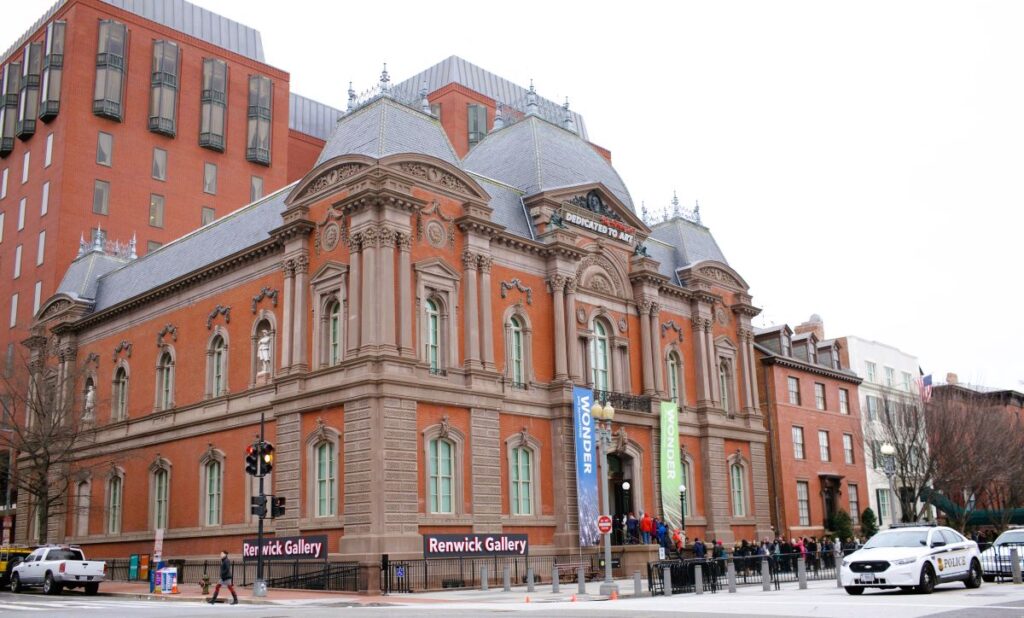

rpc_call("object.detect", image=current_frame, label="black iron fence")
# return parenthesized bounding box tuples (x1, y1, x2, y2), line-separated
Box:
(648, 550, 845, 596)
(382, 553, 600, 593)
(647, 558, 722, 594)
(979, 541, 1024, 582)
(98, 558, 361, 592)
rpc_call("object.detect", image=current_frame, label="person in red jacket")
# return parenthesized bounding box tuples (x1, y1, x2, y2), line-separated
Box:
(640, 512, 653, 544)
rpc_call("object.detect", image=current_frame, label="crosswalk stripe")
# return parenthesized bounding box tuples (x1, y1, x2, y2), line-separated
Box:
(0, 603, 47, 611)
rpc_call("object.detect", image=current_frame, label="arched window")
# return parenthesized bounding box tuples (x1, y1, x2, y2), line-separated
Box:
(680, 456, 694, 517)
(153, 468, 169, 529)
(510, 445, 533, 515)
(106, 474, 123, 534)
(668, 351, 682, 405)
(730, 461, 747, 517)
(156, 351, 173, 411)
(327, 300, 342, 365)
(315, 441, 336, 517)
(425, 299, 441, 373)
(203, 459, 222, 526)
(75, 480, 90, 537)
(509, 316, 524, 386)
(591, 320, 610, 391)
(428, 437, 454, 513)
(112, 366, 128, 421)
(208, 334, 228, 397)
(719, 360, 732, 413)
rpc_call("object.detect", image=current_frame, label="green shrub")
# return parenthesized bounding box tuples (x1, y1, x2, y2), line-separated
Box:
(860, 508, 879, 538)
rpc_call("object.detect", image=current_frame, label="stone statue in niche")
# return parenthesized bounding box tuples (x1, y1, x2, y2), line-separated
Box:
(256, 330, 272, 383)
(84, 385, 96, 419)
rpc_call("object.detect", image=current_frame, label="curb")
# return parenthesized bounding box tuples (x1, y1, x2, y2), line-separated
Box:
(103, 591, 272, 605)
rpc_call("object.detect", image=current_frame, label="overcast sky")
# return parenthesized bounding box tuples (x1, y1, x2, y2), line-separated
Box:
(4, 1, 1022, 390)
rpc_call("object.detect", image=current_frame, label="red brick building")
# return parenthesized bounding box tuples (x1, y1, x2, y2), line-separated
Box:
(755, 319, 867, 539)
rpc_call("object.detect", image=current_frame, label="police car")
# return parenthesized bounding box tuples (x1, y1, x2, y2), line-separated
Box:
(840, 524, 982, 595)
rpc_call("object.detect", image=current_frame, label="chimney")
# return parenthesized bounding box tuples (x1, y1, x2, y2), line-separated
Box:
(793, 314, 824, 341)
(946, 372, 958, 385)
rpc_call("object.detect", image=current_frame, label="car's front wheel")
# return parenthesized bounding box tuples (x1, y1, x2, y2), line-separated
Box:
(964, 560, 983, 589)
(917, 563, 936, 594)
(10, 573, 21, 594)
(845, 586, 864, 595)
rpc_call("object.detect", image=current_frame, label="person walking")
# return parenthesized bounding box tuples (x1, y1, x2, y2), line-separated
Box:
(693, 537, 706, 559)
(207, 550, 238, 605)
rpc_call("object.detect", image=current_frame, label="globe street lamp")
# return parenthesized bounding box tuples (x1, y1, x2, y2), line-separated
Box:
(678, 483, 687, 531)
(621, 481, 631, 545)
(591, 398, 619, 596)
(880, 443, 899, 526)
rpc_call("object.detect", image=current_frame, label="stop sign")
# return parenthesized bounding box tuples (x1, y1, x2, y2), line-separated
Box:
(597, 515, 613, 534)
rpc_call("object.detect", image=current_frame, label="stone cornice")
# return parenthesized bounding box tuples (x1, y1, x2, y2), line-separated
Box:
(760, 353, 864, 384)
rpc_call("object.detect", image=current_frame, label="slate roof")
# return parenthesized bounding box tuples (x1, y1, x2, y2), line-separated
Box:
(463, 115, 634, 212)
(468, 174, 532, 240)
(86, 183, 293, 313)
(56, 251, 130, 303)
(648, 217, 728, 267)
(391, 56, 589, 140)
(316, 97, 460, 168)
(290, 93, 344, 141)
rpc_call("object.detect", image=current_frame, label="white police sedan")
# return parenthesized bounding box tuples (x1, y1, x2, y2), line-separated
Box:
(840, 525, 982, 594)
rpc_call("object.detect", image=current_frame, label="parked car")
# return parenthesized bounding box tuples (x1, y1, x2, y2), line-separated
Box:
(980, 528, 1024, 582)
(11, 545, 105, 595)
(0, 546, 34, 589)
(839, 524, 982, 594)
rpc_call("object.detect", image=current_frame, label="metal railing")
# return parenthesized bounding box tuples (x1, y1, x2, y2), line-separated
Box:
(979, 541, 1024, 582)
(593, 389, 652, 413)
(382, 553, 600, 593)
(648, 550, 846, 595)
(98, 558, 360, 592)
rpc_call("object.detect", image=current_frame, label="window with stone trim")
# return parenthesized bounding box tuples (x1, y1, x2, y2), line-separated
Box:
(849, 483, 860, 524)
(590, 318, 612, 392)
(508, 316, 525, 386)
(503, 307, 534, 388)
(506, 430, 541, 517)
(200, 450, 224, 527)
(112, 363, 128, 421)
(155, 348, 174, 411)
(797, 481, 810, 526)
(106, 469, 123, 534)
(719, 359, 734, 413)
(415, 260, 460, 375)
(423, 419, 464, 516)
(149, 458, 171, 530)
(315, 441, 336, 517)
(425, 297, 443, 374)
(310, 262, 347, 370)
(680, 453, 695, 517)
(206, 330, 228, 398)
(730, 460, 747, 518)
(326, 299, 342, 365)
(74, 478, 90, 537)
(667, 350, 684, 406)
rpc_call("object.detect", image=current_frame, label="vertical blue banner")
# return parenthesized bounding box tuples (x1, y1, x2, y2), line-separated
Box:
(573, 386, 600, 547)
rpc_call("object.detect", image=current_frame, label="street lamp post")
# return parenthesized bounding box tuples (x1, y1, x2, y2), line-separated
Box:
(678, 484, 687, 531)
(591, 399, 620, 597)
(880, 443, 899, 526)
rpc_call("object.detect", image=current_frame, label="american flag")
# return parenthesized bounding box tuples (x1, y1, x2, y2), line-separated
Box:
(916, 372, 933, 403)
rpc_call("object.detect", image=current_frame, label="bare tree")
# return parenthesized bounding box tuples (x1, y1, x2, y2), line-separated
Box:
(867, 391, 934, 522)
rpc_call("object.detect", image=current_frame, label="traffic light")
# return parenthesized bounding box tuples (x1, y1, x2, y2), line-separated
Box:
(271, 495, 286, 518)
(250, 495, 267, 518)
(260, 442, 275, 476)
(245, 443, 260, 476)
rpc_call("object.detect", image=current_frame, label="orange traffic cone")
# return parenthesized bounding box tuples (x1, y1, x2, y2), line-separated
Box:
(570, 593, 577, 602)
(525, 596, 531, 603)
(610, 589, 618, 601)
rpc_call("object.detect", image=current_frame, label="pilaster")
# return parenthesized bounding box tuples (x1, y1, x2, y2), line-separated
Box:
(749, 440, 774, 540)
(470, 408, 502, 532)
(273, 410, 302, 536)
(701, 436, 732, 543)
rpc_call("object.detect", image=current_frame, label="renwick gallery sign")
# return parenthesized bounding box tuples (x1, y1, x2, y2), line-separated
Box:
(423, 534, 529, 558)
(558, 190, 637, 244)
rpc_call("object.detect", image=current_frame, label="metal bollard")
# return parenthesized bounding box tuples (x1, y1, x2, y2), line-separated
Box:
(552, 567, 560, 593)
(481, 565, 488, 591)
(1012, 548, 1022, 584)
(577, 567, 586, 594)
(836, 548, 843, 588)
(797, 557, 807, 589)
(762, 558, 771, 592)
(663, 565, 673, 596)
(727, 561, 737, 593)
(695, 564, 704, 595)
(503, 565, 511, 592)
(634, 570, 642, 597)
(527, 567, 535, 592)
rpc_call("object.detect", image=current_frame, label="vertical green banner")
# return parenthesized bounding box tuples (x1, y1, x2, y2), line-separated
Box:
(660, 401, 682, 530)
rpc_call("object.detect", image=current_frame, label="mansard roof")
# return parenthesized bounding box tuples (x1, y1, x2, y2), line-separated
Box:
(56, 251, 130, 303)
(315, 97, 460, 168)
(647, 216, 728, 270)
(463, 115, 633, 211)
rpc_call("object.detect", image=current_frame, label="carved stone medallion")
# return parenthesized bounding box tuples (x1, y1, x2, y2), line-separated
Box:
(425, 220, 447, 248)
(618, 318, 628, 333)
(576, 307, 587, 324)
(322, 222, 340, 252)
(715, 306, 729, 326)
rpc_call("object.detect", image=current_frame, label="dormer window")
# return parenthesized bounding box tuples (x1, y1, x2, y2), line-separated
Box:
(781, 335, 791, 357)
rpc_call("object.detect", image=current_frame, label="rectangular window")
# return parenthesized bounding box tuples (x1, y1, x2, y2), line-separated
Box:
(148, 40, 178, 136)
(902, 371, 913, 392)
(147, 240, 162, 253)
(849, 484, 860, 524)
(39, 21, 65, 121)
(467, 103, 487, 147)
(39, 181, 48, 216)
(246, 75, 272, 165)
(3, 344, 11, 378)
(22, 151, 29, 183)
(787, 376, 801, 405)
(9, 293, 17, 328)
(36, 230, 44, 265)
(16, 42, 42, 139)
(92, 180, 109, 215)
(792, 426, 805, 459)
(865, 361, 876, 383)
(96, 131, 112, 166)
(44, 133, 53, 167)
(876, 488, 889, 525)
(871, 440, 881, 469)
(250, 175, 263, 201)
(818, 429, 830, 461)
(0, 63, 22, 157)
(866, 396, 878, 421)
(843, 433, 854, 464)
(32, 280, 41, 314)
(1, 168, 7, 198)
(430, 102, 441, 118)
(152, 148, 166, 180)
(797, 481, 810, 526)
(814, 383, 826, 410)
(839, 388, 849, 414)
(149, 194, 164, 228)
(203, 162, 217, 194)
(0, 212, 4, 243)
(199, 59, 227, 151)
(13, 244, 22, 278)
(93, 20, 127, 120)
(17, 197, 25, 230)
(885, 366, 895, 387)
(201, 206, 215, 225)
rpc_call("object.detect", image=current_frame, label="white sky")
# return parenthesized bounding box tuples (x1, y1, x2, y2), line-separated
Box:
(4, 0, 1022, 390)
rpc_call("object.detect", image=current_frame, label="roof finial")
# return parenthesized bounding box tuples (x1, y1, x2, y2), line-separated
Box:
(526, 79, 539, 116)
(347, 81, 356, 112)
(694, 200, 701, 224)
(78, 233, 87, 257)
(420, 81, 431, 114)
(672, 191, 681, 218)
(562, 96, 576, 133)
(379, 63, 391, 97)
(92, 223, 105, 253)
(641, 201, 649, 225)
(493, 102, 505, 130)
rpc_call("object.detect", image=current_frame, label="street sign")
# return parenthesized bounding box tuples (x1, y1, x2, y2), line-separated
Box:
(153, 528, 165, 563)
(597, 515, 613, 534)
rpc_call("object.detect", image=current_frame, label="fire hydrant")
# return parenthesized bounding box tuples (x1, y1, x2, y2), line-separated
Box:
(200, 575, 211, 595)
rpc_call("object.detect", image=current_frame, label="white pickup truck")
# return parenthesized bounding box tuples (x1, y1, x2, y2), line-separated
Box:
(11, 545, 105, 595)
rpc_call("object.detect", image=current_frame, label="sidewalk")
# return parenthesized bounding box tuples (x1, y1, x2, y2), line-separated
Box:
(98, 580, 393, 605)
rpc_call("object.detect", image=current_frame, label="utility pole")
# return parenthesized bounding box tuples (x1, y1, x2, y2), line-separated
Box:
(255, 412, 267, 597)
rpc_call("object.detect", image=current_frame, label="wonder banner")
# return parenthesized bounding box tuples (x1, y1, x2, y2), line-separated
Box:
(660, 400, 683, 530)
(573, 386, 600, 546)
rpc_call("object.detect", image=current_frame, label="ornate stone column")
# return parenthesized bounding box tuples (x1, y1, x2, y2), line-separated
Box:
(739, 327, 756, 413)
(692, 317, 711, 406)
(360, 227, 378, 349)
(347, 233, 362, 355)
(280, 259, 295, 371)
(639, 299, 655, 395)
(550, 275, 568, 380)
(478, 255, 495, 370)
(565, 277, 579, 381)
(379, 224, 397, 354)
(650, 303, 663, 396)
(706, 321, 719, 406)
(397, 232, 413, 357)
(291, 254, 309, 372)
(462, 250, 481, 369)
